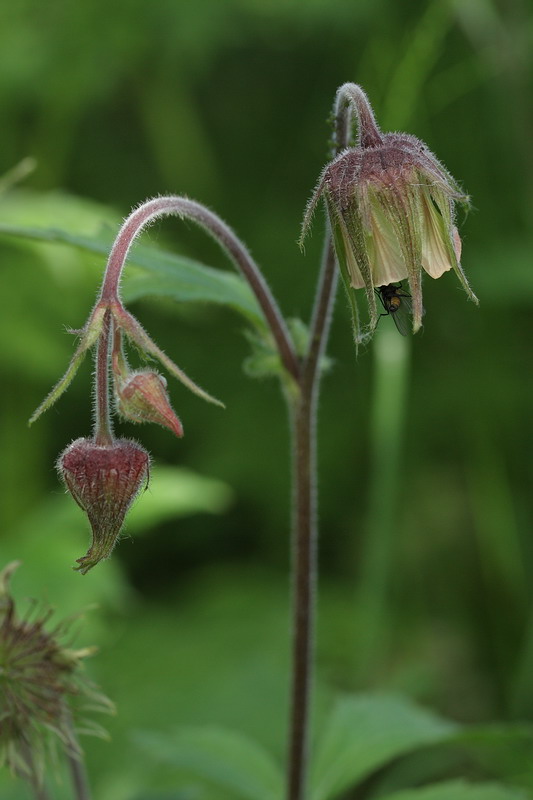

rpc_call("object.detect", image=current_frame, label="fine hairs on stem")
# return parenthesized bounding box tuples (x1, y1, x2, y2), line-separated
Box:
(285, 88, 359, 800)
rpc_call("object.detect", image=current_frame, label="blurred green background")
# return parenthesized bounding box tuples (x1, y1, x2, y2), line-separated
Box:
(0, 0, 532, 797)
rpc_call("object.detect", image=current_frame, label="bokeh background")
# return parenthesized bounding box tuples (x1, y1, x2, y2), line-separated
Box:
(1, 0, 532, 797)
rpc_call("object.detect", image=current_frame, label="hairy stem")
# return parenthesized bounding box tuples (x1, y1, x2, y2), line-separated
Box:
(93, 309, 114, 446)
(287, 236, 338, 800)
(64, 709, 92, 800)
(334, 83, 383, 149)
(99, 195, 300, 381)
(286, 91, 354, 800)
(66, 750, 92, 800)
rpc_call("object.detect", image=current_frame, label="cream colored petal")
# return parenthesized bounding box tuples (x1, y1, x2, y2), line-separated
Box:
(420, 193, 454, 279)
(344, 235, 365, 288)
(365, 202, 408, 287)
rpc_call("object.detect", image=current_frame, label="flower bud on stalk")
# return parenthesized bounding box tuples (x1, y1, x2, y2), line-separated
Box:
(114, 370, 183, 438)
(58, 437, 150, 574)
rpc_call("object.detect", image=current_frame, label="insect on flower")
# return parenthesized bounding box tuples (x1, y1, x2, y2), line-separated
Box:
(376, 283, 414, 337)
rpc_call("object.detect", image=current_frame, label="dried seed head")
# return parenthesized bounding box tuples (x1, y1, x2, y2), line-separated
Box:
(0, 562, 111, 786)
(58, 437, 150, 574)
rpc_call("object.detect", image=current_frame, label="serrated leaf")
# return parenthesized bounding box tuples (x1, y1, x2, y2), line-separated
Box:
(310, 694, 458, 800)
(135, 727, 283, 800)
(380, 779, 530, 800)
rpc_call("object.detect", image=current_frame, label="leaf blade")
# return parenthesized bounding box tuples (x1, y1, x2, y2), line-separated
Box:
(135, 726, 283, 800)
(310, 694, 458, 800)
(380, 779, 530, 800)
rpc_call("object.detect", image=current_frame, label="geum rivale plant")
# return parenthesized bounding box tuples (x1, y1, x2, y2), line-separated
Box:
(17, 83, 507, 800)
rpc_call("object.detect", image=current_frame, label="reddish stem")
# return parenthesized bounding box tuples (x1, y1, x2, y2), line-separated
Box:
(99, 196, 300, 381)
(285, 92, 354, 800)
(93, 309, 114, 446)
(335, 83, 384, 149)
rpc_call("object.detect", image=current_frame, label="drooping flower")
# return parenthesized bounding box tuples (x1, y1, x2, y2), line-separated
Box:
(58, 437, 150, 574)
(0, 562, 112, 788)
(301, 84, 477, 341)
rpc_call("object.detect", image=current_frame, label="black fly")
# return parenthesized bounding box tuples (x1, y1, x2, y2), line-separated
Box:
(376, 283, 413, 336)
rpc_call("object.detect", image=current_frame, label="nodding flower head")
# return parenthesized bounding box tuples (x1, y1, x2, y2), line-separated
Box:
(301, 84, 477, 342)
(58, 437, 150, 574)
(0, 562, 111, 788)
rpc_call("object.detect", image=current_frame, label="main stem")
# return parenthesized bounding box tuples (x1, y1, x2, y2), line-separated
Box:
(287, 389, 315, 800)
(286, 240, 338, 800)
(286, 85, 357, 800)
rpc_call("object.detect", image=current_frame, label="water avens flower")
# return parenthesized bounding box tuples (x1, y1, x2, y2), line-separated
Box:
(0, 562, 111, 788)
(301, 83, 477, 341)
(58, 437, 150, 574)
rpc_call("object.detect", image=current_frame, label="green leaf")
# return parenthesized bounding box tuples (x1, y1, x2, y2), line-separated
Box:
(380, 779, 530, 800)
(310, 694, 458, 800)
(452, 724, 533, 791)
(0, 191, 265, 329)
(122, 244, 265, 328)
(135, 727, 283, 800)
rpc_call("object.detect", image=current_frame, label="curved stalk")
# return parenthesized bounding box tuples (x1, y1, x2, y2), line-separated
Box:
(99, 196, 300, 382)
(334, 83, 384, 149)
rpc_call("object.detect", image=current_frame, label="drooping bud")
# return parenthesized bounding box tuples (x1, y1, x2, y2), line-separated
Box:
(58, 437, 150, 574)
(301, 84, 477, 342)
(114, 370, 183, 437)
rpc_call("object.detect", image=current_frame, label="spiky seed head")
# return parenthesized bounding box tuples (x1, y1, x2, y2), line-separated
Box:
(0, 562, 112, 787)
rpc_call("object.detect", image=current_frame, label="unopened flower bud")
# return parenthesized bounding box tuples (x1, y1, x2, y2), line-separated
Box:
(58, 437, 150, 574)
(114, 370, 183, 437)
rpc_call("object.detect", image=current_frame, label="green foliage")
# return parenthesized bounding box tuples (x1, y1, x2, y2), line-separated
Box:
(310, 694, 457, 800)
(380, 781, 530, 800)
(136, 727, 283, 800)
(134, 694, 533, 800)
